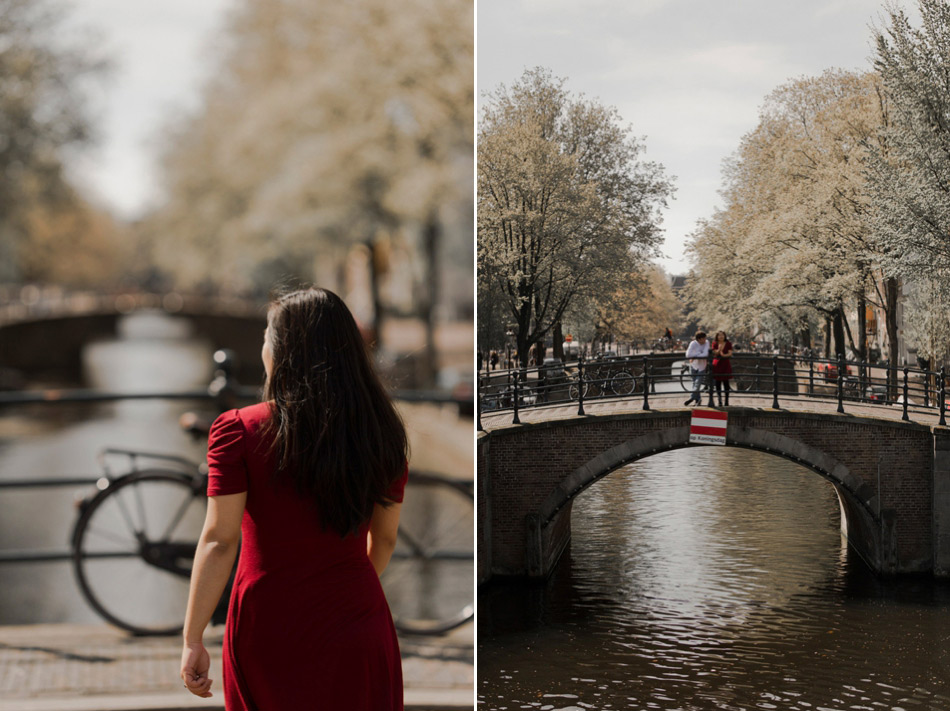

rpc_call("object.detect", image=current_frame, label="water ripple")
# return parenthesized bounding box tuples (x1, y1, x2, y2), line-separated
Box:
(479, 448, 950, 710)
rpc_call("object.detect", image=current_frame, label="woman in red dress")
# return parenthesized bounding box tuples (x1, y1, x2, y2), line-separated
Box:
(711, 330, 734, 406)
(180, 288, 409, 709)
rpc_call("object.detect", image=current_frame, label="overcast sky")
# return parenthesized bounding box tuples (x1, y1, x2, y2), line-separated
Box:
(478, 0, 916, 275)
(63, 0, 919, 266)
(65, 0, 234, 219)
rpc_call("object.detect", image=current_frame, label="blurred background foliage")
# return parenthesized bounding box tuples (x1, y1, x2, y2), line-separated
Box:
(0, 0, 473, 382)
(0, 0, 124, 285)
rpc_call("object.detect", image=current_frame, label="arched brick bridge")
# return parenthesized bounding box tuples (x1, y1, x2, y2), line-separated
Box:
(0, 290, 265, 381)
(477, 402, 950, 584)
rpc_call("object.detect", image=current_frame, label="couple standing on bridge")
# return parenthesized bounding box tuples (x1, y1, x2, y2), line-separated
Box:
(683, 330, 733, 407)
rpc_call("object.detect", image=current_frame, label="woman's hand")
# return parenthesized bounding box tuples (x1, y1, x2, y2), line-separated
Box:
(181, 641, 214, 698)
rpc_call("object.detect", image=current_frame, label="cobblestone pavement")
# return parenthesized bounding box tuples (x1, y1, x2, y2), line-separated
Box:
(0, 623, 473, 710)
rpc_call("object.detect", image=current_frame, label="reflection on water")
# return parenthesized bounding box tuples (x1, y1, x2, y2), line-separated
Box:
(479, 447, 950, 710)
(83, 311, 211, 392)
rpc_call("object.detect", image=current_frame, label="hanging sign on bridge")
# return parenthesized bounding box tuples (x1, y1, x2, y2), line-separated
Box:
(689, 409, 728, 445)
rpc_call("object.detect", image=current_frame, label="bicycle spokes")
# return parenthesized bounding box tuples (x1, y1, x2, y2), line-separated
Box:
(381, 475, 473, 635)
(72, 471, 205, 635)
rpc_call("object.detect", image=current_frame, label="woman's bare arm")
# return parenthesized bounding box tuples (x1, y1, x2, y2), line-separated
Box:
(181, 492, 245, 698)
(367, 502, 402, 575)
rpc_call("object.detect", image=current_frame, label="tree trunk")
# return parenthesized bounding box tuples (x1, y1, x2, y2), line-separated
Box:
(842, 309, 857, 356)
(856, 293, 867, 361)
(832, 307, 846, 358)
(421, 215, 440, 386)
(823, 317, 832, 359)
(553, 321, 564, 360)
(367, 238, 384, 351)
(516, 329, 529, 369)
(885, 276, 900, 399)
(799, 323, 811, 350)
(534, 340, 546, 365)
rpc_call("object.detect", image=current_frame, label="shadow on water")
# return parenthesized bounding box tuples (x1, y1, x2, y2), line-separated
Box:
(824, 546, 950, 605)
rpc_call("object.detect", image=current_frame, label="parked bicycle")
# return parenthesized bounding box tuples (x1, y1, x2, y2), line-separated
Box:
(69, 420, 473, 637)
(568, 363, 638, 400)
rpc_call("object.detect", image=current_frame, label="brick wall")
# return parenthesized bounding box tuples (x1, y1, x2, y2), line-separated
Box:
(477, 433, 491, 585)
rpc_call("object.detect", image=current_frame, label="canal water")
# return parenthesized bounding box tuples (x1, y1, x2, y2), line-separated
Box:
(0, 312, 215, 624)
(0, 310, 473, 630)
(478, 447, 950, 710)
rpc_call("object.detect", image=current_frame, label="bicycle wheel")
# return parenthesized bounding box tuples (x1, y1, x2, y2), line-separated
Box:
(610, 370, 636, 395)
(733, 372, 754, 392)
(381, 472, 473, 635)
(569, 376, 590, 401)
(72, 469, 206, 636)
(679, 364, 692, 391)
(587, 370, 606, 398)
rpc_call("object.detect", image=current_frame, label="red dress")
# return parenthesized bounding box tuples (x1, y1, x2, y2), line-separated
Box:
(206, 402, 407, 711)
(712, 340, 733, 381)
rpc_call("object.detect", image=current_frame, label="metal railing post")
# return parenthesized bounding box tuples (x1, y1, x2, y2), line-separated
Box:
(477, 375, 484, 432)
(772, 356, 780, 409)
(577, 356, 586, 416)
(512, 371, 521, 425)
(808, 358, 814, 396)
(902, 367, 910, 422)
(837, 353, 845, 414)
(706, 352, 715, 407)
(941, 367, 947, 427)
(642, 356, 650, 410)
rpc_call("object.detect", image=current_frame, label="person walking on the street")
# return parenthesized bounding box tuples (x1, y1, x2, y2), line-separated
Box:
(710, 330, 733, 406)
(490, 351, 499, 371)
(684, 331, 709, 406)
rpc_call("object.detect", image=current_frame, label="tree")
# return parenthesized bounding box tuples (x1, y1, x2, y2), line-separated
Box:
(866, 0, 950, 366)
(583, 264, 683, 346)
(904, 277, 950, 366)
(0, 0, 112, 285)
(477, 68, 673, 367)
(145, 0, 472, 379)
(687, 70, 897, 359)
(868, 0, 950, 284)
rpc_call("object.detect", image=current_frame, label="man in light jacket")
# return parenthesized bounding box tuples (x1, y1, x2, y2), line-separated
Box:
(684, 331, 709, 406)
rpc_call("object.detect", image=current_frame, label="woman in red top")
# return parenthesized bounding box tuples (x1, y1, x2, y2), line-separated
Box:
(711, 330, 734, 406)
(180, 288, 409, 710)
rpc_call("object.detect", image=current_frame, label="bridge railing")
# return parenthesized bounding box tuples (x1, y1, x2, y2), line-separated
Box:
(0, 354, 472, 565)
(0, 287, 265, 326)
(477, 351, 948, 429)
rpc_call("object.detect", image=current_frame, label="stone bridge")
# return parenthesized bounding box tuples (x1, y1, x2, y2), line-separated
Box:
(477, 401, 950, 584)
(0, 290, 265, 382)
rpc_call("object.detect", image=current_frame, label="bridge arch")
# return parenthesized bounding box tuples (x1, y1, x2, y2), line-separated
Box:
(528, 427, 889, 578)
(478, 408, 944, 583)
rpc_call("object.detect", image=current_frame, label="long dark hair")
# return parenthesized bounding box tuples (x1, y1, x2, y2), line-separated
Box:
(262, 288, 408, 536)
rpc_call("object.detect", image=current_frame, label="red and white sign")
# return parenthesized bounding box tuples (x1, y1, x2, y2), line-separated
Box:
(689, 409, 728, 445)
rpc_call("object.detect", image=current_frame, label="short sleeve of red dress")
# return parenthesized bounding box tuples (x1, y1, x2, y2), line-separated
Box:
(385, 461, 409, 503)
(206, 409, 249, 496)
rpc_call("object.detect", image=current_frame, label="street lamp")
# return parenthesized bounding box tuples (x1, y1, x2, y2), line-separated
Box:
(505, 327, 515, 370)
